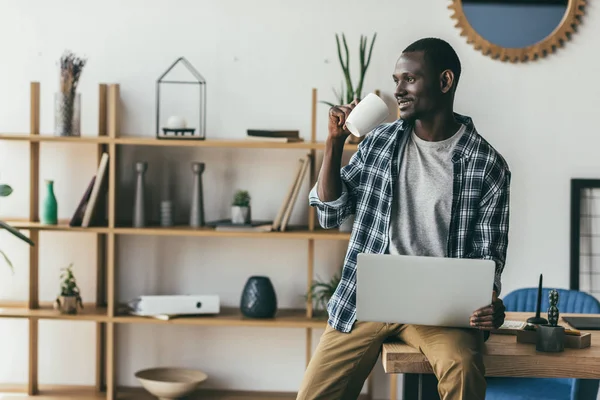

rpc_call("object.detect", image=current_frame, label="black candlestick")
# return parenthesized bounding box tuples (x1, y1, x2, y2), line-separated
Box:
(527, 273, 549, 325)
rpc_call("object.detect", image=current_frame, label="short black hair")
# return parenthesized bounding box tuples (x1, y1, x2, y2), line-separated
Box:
(402, 38, 462, 89)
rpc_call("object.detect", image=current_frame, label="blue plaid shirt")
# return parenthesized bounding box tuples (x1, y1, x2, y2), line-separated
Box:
(309, 113, 511, 333)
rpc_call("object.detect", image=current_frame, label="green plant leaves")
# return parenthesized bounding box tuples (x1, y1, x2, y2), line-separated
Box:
(0, 249, 14, 273)
(0, 184, 13, 197)
(0, 220, 34, 246)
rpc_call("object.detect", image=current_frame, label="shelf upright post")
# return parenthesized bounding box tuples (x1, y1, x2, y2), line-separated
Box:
(28, 81, 40, 395)
(95, 83, 108, 393)
(305, 88, 319, 367)
(105, 83, 120, 400)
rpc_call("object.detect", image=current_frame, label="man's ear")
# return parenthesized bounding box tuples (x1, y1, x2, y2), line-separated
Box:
(440, 70, 455, 94)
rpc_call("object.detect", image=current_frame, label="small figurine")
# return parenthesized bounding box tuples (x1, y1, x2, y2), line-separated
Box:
(548, 289, 559, 327)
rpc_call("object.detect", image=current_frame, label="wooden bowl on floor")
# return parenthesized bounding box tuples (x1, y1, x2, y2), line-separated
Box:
(135, 367, 208, 400)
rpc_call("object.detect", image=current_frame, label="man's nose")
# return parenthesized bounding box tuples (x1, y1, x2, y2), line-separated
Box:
(395, 82, 407, 97)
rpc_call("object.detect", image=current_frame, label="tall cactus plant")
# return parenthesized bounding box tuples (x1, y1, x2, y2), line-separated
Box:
(548, 289, 559, 327)
(323, 32, 377, 107)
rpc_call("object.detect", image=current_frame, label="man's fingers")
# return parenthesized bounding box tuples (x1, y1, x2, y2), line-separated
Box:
(471, 314, 494, 323)
(472, 306, 493, 316)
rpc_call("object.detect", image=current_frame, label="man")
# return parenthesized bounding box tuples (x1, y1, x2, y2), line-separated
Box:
(298, 37, 511, 400)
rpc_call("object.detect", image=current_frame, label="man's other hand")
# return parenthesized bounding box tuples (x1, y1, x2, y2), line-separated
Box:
(470, 291, 505, 330)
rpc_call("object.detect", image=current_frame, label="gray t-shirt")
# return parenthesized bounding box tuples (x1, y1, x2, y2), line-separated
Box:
(388, 124, 466, 257)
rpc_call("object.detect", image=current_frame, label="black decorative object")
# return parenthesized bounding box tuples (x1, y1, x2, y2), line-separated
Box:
(156, 56, 206, 140)
(536, 289, 565, 352)
(527, 273, 548, 326)
(240, 276, 277, 318)
(548, 289, 560, 326)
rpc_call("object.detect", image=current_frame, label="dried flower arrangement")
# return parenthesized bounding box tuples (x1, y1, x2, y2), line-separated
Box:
(59, 50, 87, 97)
(56, 50, 87, 136)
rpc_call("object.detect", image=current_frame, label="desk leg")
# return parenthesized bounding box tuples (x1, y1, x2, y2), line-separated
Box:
(403, 374, 440, 400)
(389, 374, 397, 400)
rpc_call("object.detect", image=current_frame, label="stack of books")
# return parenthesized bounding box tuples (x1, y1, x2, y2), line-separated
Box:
(246, 129, 304, 143)
(271, 153, 310, 231)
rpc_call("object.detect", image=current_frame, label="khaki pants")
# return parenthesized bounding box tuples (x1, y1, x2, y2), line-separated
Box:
(296, 321, 486, 400)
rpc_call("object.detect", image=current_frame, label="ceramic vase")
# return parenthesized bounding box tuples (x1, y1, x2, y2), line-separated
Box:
(133, 162, 147, 227)
(231, 205, 250, 224)
(189, 162, 205, 227)
(536, 324, 565, 352)
(54, 92, 81, 137)
(240, 276, 277, 318)
(41, 180, 58, 225)
(54, 295, 82, 315)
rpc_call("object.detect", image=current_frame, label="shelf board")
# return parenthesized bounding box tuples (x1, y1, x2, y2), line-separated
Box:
(114, 136, 359, 150)
(0, 385, 302, 399)
(0, 133, 359, 150)
(0, 304, 109, 321)
(114, 225, 350, 240)
(115, 307, 327, 328)
(0, 305, 326, 328)
(0, 133, 111, 143)
(4, 220, 112, 233)
(2, 221, 350, 240)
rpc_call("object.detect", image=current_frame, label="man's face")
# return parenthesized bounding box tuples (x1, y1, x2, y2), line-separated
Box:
(393, 51, 441, 122)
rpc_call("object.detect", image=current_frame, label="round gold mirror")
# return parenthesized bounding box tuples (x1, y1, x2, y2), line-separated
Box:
(449, 0, 586, 62)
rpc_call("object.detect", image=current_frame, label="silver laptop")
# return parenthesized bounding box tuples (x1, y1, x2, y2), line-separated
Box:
(356, 253, 496, 328)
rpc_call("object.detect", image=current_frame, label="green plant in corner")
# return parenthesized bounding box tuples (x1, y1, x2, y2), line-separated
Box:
(232, 190, 251, 207)
(305, 268, 342, 317)
(0, 183, 35, 272)
(322, 32, 377, 107)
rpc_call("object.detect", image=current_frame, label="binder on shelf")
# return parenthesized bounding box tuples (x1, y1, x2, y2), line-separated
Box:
(280, 153, 310, 231)
(272, 158, 305, 231)
(81, 152, 109, 227)
(69, 175, 96, 227)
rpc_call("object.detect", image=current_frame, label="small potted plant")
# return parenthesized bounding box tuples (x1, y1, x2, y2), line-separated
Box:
(231, 190, 251, 224)
(54, 263, 83, 314)
(305, 268, 341, 318)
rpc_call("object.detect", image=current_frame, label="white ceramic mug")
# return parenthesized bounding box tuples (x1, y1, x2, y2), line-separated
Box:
(345, 93, 390, 137)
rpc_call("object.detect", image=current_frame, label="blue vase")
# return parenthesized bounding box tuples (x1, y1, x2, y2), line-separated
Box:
(41, 180, 58, 225)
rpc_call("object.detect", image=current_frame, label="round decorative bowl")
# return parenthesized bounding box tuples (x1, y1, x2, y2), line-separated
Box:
(135, 367, 208, 400)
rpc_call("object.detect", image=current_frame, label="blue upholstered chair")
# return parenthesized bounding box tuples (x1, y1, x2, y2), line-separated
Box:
(486, 288, 600, 400)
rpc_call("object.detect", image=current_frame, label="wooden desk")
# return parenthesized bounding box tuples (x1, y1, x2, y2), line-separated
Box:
(382, 312, 600, 400)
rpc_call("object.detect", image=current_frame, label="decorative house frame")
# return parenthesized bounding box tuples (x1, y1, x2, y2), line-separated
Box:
(155, 56, 207, 140)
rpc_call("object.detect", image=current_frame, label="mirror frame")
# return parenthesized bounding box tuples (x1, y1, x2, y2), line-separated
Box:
(449, 0, 586, 62)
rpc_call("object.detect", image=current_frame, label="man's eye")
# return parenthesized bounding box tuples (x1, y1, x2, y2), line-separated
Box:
(407, 77, 415, 83)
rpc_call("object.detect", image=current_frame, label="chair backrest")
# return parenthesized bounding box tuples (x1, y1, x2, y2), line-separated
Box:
(503, 288, 600, 314)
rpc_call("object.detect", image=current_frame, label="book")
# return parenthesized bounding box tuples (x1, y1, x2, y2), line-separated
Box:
(81, 153, 109, 227)
(69, 175, 96, 227)
(206, 219, 273, 232)
(246, 129, 299, 139)
(272, 158, 305, 231)
(280, 154, 310, 231)
(245, 136, 304, 143)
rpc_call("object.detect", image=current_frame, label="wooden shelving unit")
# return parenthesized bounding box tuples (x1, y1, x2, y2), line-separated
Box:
(0, 83, 369, 399)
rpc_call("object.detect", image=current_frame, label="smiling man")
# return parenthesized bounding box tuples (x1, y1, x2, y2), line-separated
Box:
(298, 38, 511, 400)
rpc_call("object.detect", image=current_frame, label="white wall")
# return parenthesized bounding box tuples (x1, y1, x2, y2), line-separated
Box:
(1, 0, 600, 398)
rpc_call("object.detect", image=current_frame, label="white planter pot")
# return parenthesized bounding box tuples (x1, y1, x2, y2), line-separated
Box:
(231, 206, 250, 224)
